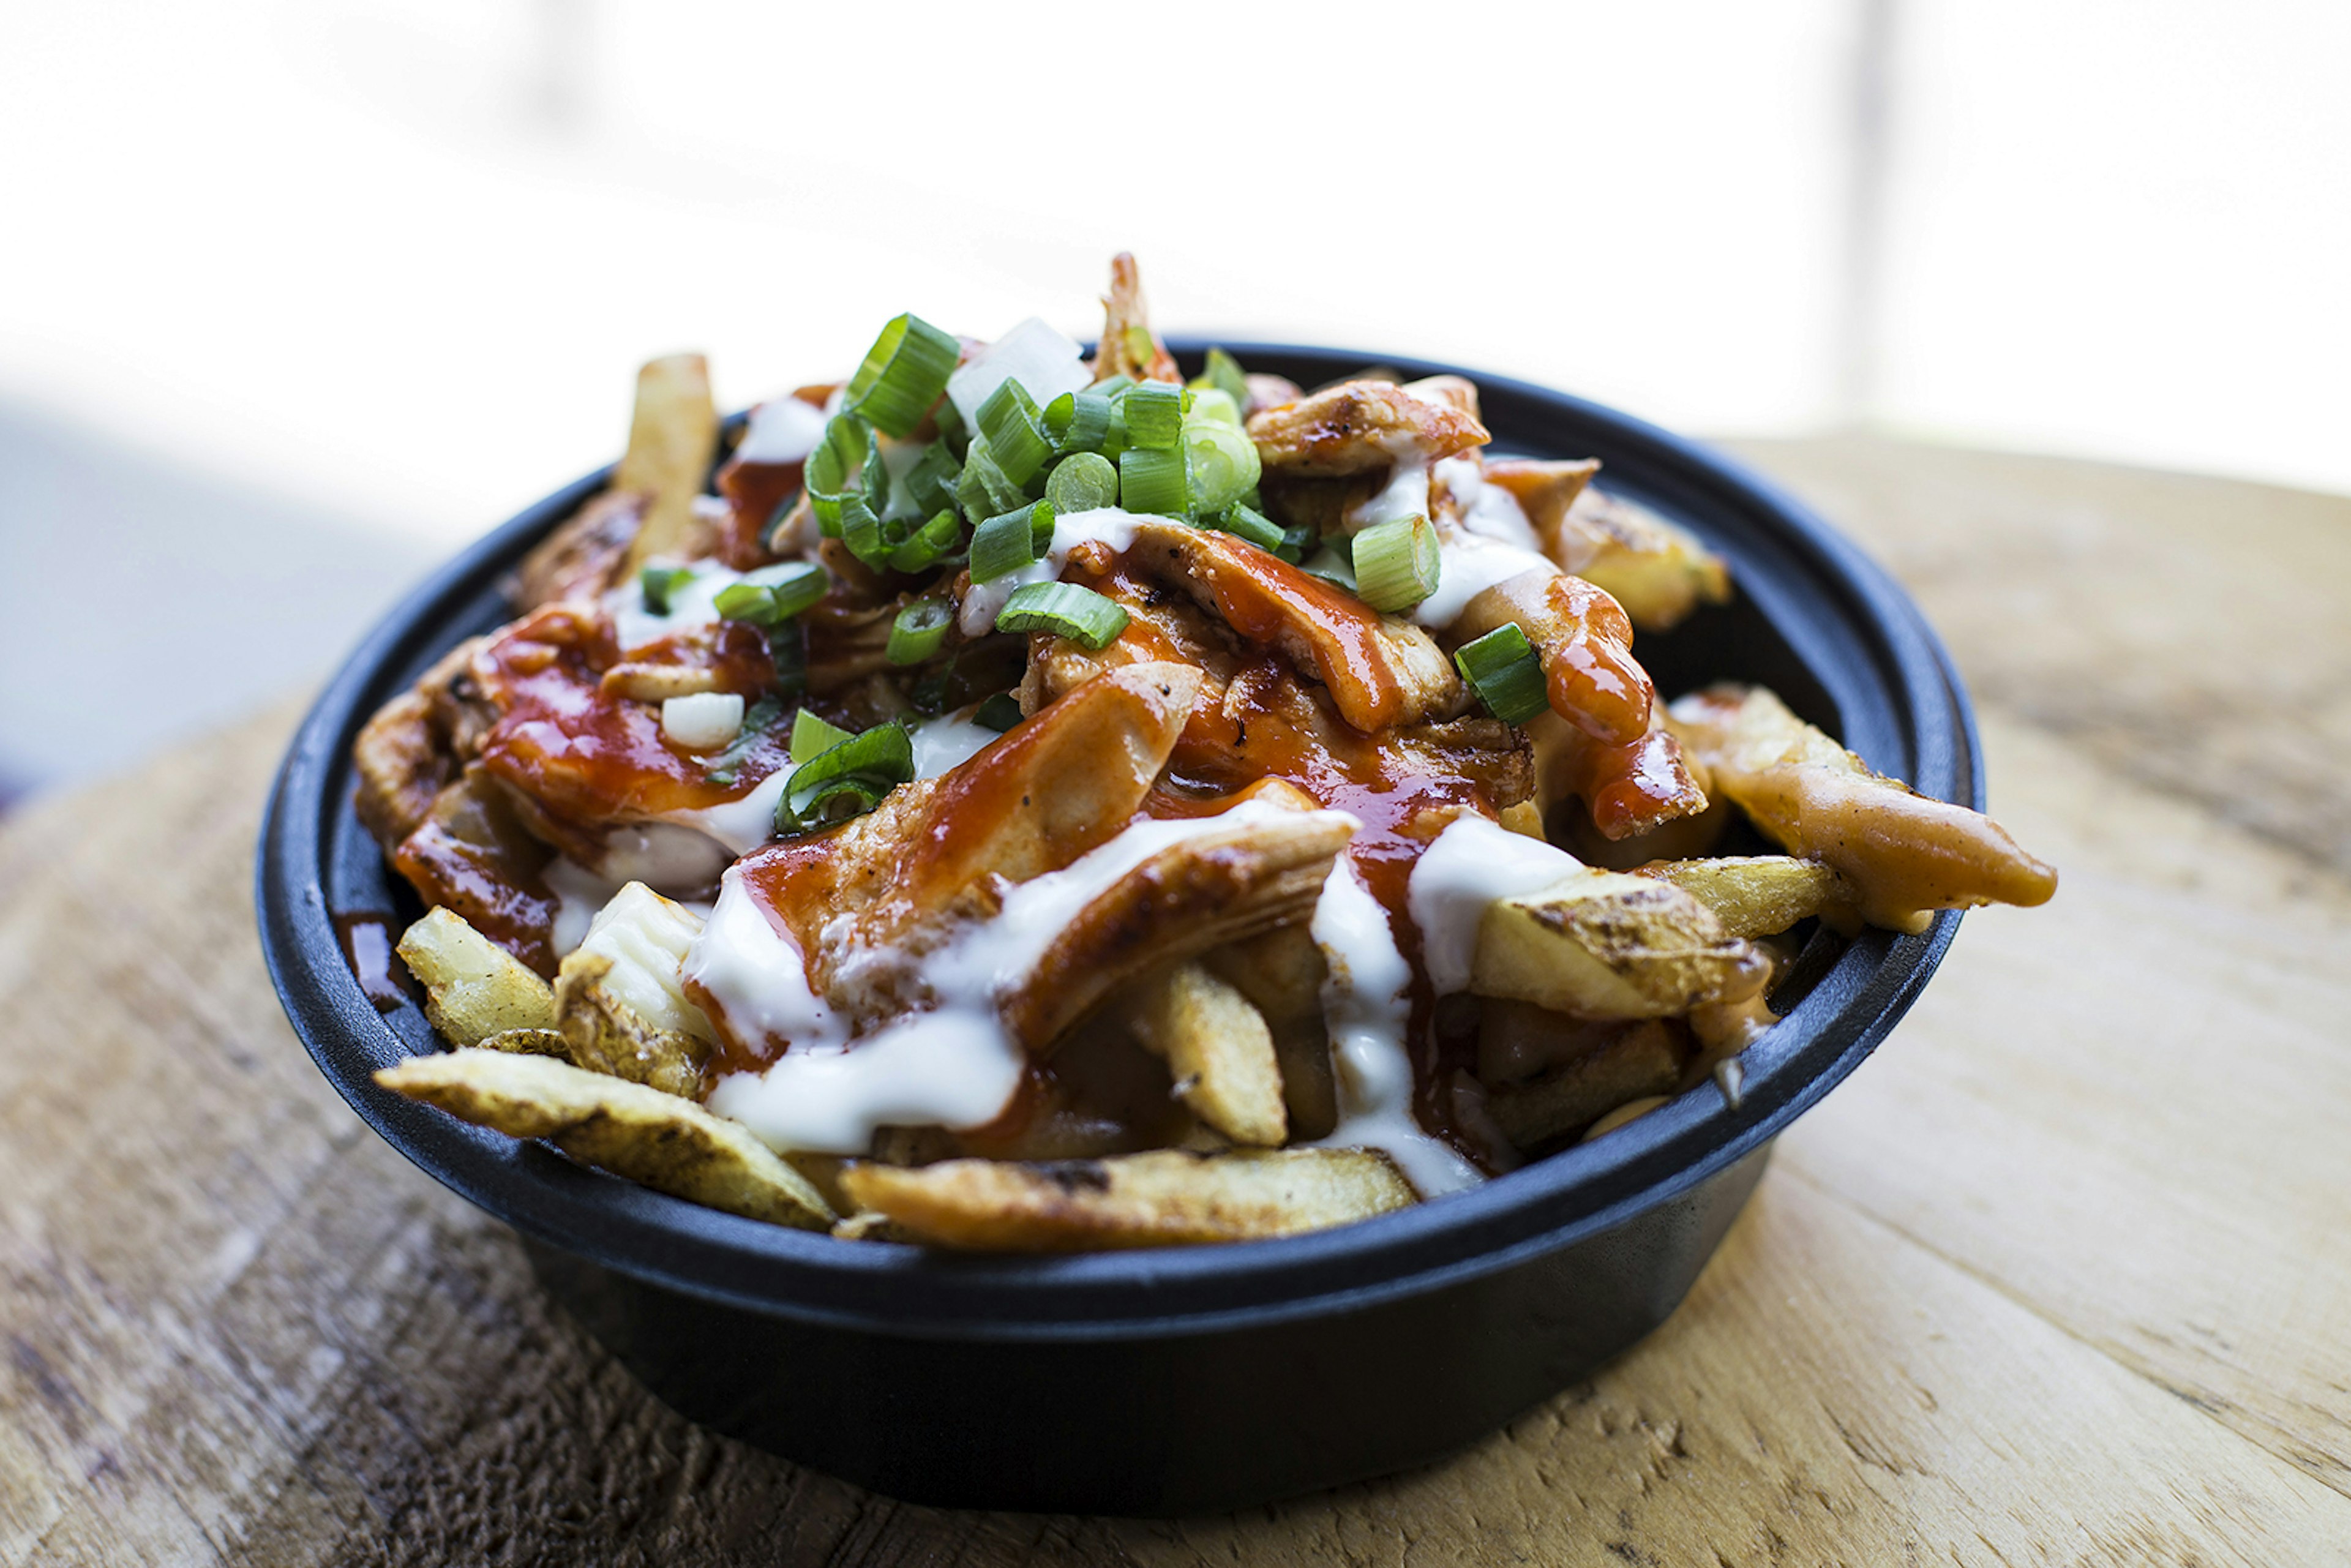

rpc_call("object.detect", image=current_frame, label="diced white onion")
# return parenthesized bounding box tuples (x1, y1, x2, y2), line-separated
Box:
(661, 691, 746, 750)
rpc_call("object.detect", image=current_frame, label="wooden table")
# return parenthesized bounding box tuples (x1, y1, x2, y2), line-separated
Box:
(4, 437, 2347, 1565)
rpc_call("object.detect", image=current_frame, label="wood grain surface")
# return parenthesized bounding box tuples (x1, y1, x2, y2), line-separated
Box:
(2, 437, 2347, 1566)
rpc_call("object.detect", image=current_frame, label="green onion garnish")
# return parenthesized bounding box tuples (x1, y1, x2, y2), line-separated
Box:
(804, 414, 871, 535)
(977, 378, 1052, 486)
(1182, 415, 1261, 514)
(843, 313, 959, 439)
(1119, 445, 1188, 517)
(1299, 543, 1357, 592)
(888, 508, 965, 574)
(1089, 372, 1136, 398)
(768, 620, 808, 703)
(969, 500, 1056, 583)
(898, 440, 961, 519)
(1453, 624, 1549, 725)
(886, 598, 954, 665)
(639, 566, 695, 616)
(759, 490, 803, 553)
(994, 581, 1130, 649)
(704, 695, 787, 786)
(838, 495, 888, 566)
(1276, 522, 1313, 565)
(1211, 503, 1285, 553)
(1184, 386, 1243, 429)
(1043, 389, 1112, 455)
(1045, 451, 1119, 513)
(1351, 514, 1442, 613)
(972, 692, 1024, 732)
(714, 561, 827, 626)
(789, 708, 855, 763)
(956, 434, 1029, 522)
(1189, 347, 1250, 415)
(778, 721, 915, 833)
(1122, 381, 1183, 451)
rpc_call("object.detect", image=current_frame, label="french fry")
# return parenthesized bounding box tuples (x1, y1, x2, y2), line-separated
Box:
(1668, 684, 2058, 930)
(1131, 963, 1288, 1147)
(553, 882, 713, 1099)
(1631, 854, 1853, 939)
(1474, 869, 1768, 1019)
(476, 1027, 570, 1057)
(839, 1147, 1415, 1251)
(1486, 1021, 1684, 1149)
(1581, 1094, 1672, 1143)
(394, 907, 557, 1048)
(616, 353, 719, 573)
(1203, 925, 1336, 1141)
(376, 1049, 833, 1230)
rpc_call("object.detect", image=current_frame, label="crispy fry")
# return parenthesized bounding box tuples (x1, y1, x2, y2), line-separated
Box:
(1204, 926, 1336, 1141)
(617, 353, 720, 573)
(1555, 488, 1730, 632)
(377, 1049, 833, 1229)
(1631, 854, 1853, 939)
(1668, 684, 2058, 930)
(514, 488, 646, 609)
(554, 882, 713, 1098)
(1131, 963, 1288, 1147)
(1474, 869, 1768, 1019)
(1485, 1021, 1684, 1149)
(394, 907, 557, 1047)
(476, 1027, 571, 1057)
(838, 1147, 1414, 1251)
(1581, 1093, 1671, 1142)
(1247, 380, 1489, 476)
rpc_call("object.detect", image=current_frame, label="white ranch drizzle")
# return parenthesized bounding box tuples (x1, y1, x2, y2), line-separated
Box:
(1307, 860, 1484, 1197)
(1406, 815, 1584, 996)
(956, 505, 1144, 635)
(601, 557, 752, 653)
(1411, 533, 1555, 631)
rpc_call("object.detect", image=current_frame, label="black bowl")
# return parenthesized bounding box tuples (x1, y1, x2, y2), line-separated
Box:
(257, 342, 1981, 1515)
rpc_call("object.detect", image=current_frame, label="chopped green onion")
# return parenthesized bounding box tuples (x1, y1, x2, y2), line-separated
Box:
(638, 566, 694, 616)
(956, 434, 1029, 522)
(1184, 386, 1243, 428)
(934, 394, 969, 456)
(778, 721, 915, 832)
(1188, 347, 1250, 415)
(1211, 503, 1285, 553)
(887, 598, 954, 664)
(838, 495, 887, 565)
(1088, 372, 1136, 399)
(1299, 543, 1357, 592)
(1119, 446, 1188, 517)
(714, 561, 827, 625)
(1276, 522, 1313, 565)
(704, 695, 787, 786)
(977, 378, 1052, 487)
(844, 313, 959, 439)
(994, 581, 1130, 649)
(768, 620, 808, 703)
(804, 414, 871, 534)
(1453, 624, 1549, 725)
(1043, 389, 1114, 455)
(969, 500, 1056, 583)
(888, 508, 965, 574)
(898, 441, 961, 519)
(972, 692, 1024, 732)
(1045, 451, 1119, 513)
(1351, 514, 1442, 613)
(789, 707, 855, 763)
(1182, 415, 1261, 513)
(1122, 381, 1183, 451)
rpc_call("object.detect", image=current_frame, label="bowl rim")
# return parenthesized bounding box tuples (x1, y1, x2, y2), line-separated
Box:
(257, 339, 1977, 1340)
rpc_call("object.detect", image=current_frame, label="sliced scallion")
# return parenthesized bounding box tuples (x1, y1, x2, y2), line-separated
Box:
(956, 434, 1029, 522)
(977, 378, 1052, 487)
(1351, 514, 1442, 613)
(844, 313, 959, 438)
(1276, 522, 1314, 565)
(1043, 389, 1112, 455)
(714, 561, 827, 625)
(888, 508, 965, 574)
(804, 414, 871, 534)
(1182, 415, 1261, 513)
(778, 720, 915, 832)
(994, 581, 1130, 649)
(1184, 386, 1243, 429)
(969, 500, 1056, 583)
(768, 620, 808, 703)
(1188, 347, 1250, 415)
(704, 695, 786, 786)
(789, 707, 855, 763)
(1088, 372, 1136, 399)
(1210, 503, 1285, 553)
(886, 598, 954, 664)
(838, 494, 887, 566)
(1119, 445, 1189, 517)
(1122, 380, 1183, 451)
(639, 566, 695, 616)
(898, 440, 961, 519)
(1044, 451, 1119, 513)
(1453, 624, 1548, 725)
(1299, 543, 1357, 592)
(972, 691, 1024, 732)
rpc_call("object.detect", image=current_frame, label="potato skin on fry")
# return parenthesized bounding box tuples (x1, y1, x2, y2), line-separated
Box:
(1485, 1021, 1685, 1150)
(376, 1049, 834, 1229)
(394, 907, 557, 1048)
(1131, 963, 1289, 1147)
(1631, 855, 1853, 939)
(1475, 870, 1768, 1021)
(839, 1147, 1415, 1251)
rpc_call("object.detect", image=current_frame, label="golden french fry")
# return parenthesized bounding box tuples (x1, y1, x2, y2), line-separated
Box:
(554, 882, 713, 1099)
(394, 907, 557, 1048)
(1486, 1021, 1684, 1149)
(476, 1027, 570, 1058)
(1581, 1094, 1672, 1143)
(1557, 487, 1730, 632)
(1632, 854, 1852, 939)
(1474, 869, 1768, 1019)
(1131, 963, 1288, 1147)
(1203, 925, 1335, 1141)
(1668, 684, 2058, 930)
(839, 1147, 1415, 1251)
(616, 353, 719, 572)
(376, 1049, 833, 1230)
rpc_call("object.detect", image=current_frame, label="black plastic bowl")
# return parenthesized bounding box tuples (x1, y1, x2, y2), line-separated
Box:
(258, 342, 1981, 1515)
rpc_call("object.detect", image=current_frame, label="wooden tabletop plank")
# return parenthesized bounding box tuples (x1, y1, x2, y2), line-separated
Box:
(2, 439, 2346, 1564)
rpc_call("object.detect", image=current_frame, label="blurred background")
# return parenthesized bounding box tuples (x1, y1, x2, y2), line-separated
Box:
(2, 0, 2344, 803)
